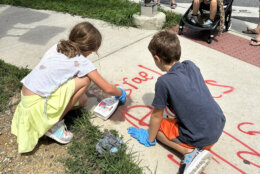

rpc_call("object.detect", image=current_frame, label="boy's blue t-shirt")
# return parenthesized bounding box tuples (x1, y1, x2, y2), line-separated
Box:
(152, 60, 226, 147)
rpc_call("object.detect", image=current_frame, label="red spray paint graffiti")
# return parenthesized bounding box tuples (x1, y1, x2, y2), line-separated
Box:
(238, 122, 260, 136)
(93, 64, 256, 173)
(117, 65, 235, 99)
(205, 80, 234, 98)
(122, 105, 152, 128)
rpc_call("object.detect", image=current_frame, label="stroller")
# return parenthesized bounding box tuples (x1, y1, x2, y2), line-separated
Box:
(178, 0, 234, 43)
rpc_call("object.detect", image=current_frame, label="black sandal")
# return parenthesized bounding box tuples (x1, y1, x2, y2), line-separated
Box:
(171, 2, 177, 9)
(250, 38, 260, 46)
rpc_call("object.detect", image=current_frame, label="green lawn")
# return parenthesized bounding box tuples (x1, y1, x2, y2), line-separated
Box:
(1, 0, 140, 26)
(0, 0, 181, 28)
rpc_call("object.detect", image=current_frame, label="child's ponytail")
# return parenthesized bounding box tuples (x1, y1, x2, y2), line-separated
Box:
(57, 40, 81, 58)
(57, 22, 102, 58)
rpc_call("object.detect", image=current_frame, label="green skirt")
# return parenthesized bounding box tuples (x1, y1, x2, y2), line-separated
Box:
(11, 78, 75, 153)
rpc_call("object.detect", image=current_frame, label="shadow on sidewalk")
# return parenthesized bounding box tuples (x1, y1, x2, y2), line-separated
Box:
(0, 6, 65, 45)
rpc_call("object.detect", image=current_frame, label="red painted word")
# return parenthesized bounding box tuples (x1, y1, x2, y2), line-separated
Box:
(116, 65, 234, 99)
(118, 68, 155, 98)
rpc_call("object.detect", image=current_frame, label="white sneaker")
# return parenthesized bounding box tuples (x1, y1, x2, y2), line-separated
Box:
(190, 14, 199, 25)
(45, 120, 73, 144)
(178, 148, 211, 174)
(202, 19, 213, 28)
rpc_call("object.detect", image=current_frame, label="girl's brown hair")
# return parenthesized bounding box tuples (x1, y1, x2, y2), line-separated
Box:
(57, 22, 102, 58)
(148, 30, 181, 64)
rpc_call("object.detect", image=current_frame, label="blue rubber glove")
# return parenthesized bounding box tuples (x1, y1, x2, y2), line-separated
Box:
(115, 87, 127, 103)
(128, 127, 156, 147)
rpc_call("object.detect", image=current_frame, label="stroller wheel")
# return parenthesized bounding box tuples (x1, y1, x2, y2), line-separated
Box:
(207, 33, 214, 44)
(178, 26, 183, 35)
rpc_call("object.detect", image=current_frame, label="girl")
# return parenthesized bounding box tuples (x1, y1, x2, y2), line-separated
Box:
(11, 22, 126, 153)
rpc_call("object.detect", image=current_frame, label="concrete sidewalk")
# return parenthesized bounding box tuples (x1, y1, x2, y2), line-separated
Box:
(1, 4, 260, 174)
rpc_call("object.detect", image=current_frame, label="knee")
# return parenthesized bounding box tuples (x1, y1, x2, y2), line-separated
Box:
(82, 76, 91, 88)
(194, 0, 200, 4)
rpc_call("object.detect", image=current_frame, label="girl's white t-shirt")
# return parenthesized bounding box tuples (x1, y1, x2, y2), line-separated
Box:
(21, 44, 96, 97)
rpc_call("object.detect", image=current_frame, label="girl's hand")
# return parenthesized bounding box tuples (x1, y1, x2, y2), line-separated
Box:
(88, 70, 122, 96)
(115, 87, 126, 103)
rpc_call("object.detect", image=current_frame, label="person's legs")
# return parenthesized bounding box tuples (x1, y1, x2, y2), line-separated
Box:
(71, 92, 88, 110)
(250, 34, 260, 46)
(209, 0, 217, 21)
(156, 131, 193, 155)
(157, 118, 211, 174)
(254, 3, 260, 32)
(45, 76, 91, 144)
(60, 76, 91, 120)
(157, 0, 160, 5)
(249, 2, 260, 45)
(243, 2, 260, 34)
(201, 0, 217, 27)
(193, 0, 203, 15)
(191, 0, 203, 24)
(258, 6, 260, 29)
(171, 0, 177, 9)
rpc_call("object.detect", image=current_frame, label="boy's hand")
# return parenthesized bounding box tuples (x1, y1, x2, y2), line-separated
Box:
(128, 127, 156, 147)
(115, 87, 126, 103)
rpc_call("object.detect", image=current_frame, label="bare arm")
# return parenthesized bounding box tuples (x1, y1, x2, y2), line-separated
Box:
(149, 108, 164, 142)
(87, 70, 122, 97)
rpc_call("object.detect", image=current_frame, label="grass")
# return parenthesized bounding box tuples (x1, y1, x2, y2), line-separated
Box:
(159, 8, 182, 29)
(62, 109, 143, 174)
(0, 59, 30, 113)
(0, 0, 140, 26)
(0, 0, 181, 28)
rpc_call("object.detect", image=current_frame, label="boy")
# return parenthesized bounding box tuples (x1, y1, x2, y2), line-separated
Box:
(191, 0, 224, 31)
(128, 31, 226, 174)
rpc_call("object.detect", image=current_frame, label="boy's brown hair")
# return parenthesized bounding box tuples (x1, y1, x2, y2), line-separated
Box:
(57, 22, 102, 58)
(148, 30, 181, 64)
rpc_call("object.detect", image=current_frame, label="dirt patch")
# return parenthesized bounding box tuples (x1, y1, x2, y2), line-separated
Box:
(0, 94, 69, 174)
